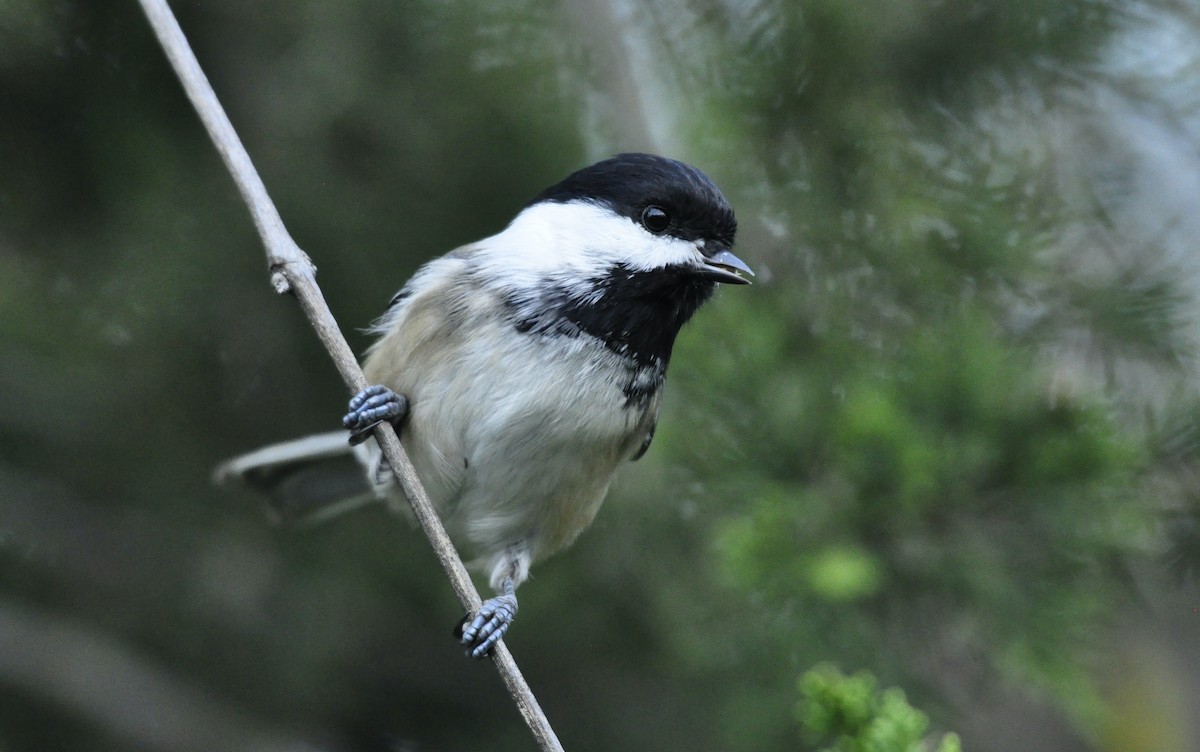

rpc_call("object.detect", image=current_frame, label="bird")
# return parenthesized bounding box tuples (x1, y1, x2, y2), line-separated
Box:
(216, 153, 752, 658)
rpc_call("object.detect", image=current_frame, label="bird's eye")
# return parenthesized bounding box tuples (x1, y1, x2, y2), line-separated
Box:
(640, 205, 671, 234)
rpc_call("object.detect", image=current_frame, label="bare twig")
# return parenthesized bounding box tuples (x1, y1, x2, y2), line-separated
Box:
(136, 2, 563, 749)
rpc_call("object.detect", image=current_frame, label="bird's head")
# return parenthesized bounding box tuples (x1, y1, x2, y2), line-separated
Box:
(481, 153, 752, 293)
(478, 153, 751, 367)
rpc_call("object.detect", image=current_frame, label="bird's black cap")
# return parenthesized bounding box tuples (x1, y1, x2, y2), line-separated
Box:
(530, 153, 737, 248)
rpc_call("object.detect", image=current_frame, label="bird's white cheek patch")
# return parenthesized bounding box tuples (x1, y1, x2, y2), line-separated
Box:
(621, 234, 701, 274)
(478, 201, 703, 284)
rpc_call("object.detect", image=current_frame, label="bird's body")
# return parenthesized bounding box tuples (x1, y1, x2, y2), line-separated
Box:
(355, 241, 662, 588)
(218, 153, 750, 656)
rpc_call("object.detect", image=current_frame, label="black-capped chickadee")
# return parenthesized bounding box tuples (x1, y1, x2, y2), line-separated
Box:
(217, 153, 752, 658)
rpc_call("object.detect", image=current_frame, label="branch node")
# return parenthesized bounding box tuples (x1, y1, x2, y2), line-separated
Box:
(270, 269, 292, 295)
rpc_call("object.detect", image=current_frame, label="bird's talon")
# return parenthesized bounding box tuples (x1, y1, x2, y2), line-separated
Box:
(343, 386, 408, 442)
(457, 593, 517, 659)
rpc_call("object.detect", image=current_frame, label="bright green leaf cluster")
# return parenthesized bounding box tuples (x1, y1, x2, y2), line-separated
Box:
(798, 664, 961, 752)
(702, 304, 1143, 710)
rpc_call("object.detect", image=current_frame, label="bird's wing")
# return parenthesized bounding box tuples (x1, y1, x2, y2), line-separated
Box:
(358, 248, 487, 505)
(361, 248, 480, 385)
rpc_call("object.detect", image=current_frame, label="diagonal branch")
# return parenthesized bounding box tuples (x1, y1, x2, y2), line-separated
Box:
(135, 2, 563, 749)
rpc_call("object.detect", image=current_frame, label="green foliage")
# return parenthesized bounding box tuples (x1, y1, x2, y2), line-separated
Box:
(798, 664, 961, 752)
(701, 306, 1142, 710)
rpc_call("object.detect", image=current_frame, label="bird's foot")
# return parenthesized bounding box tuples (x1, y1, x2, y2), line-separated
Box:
(456, 593, 518, 659)
(343, 385, 408, 446)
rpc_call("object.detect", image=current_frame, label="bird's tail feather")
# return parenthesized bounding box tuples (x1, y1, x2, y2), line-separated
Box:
(213, 431, 376, 524)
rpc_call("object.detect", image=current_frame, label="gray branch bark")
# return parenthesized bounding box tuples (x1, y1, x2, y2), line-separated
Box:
(135, 2, 564, 749)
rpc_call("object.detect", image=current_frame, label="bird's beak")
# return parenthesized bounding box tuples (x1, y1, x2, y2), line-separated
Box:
(698, 248, 754, 285)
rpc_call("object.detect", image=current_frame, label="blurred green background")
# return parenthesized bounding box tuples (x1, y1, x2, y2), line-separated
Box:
(3, 1, 1200, 750)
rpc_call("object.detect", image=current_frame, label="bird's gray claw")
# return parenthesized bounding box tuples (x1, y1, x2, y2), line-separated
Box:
(343, 385, 408, 445)
(457, 593, 518, 659)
